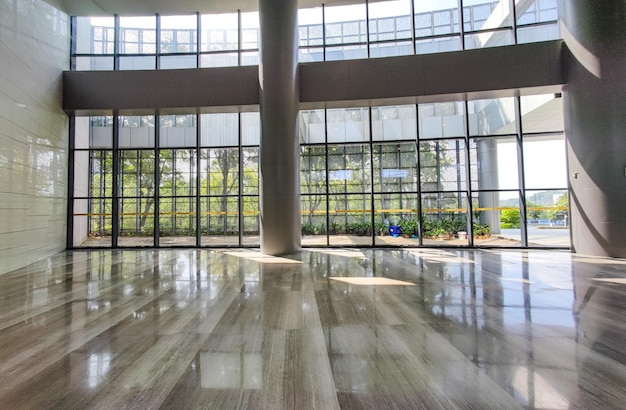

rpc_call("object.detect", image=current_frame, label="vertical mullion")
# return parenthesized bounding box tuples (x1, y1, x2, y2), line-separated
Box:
(463, 101, 474, 246)
(410, 0, 416, 55)
(114, 15, 120, 70)
(515, 96, 528, 247)
(156, 14, 161, 69)
(238, 10, 242, 66)
(112, 113, 120, 248)
(70, 17, 77, 70)
(238, 114, 244, 246)
(511, 0, 518, 44)
(365, 0, 371, 58)
(196, 114, 201, 246)
(368, 108, 375, 245)
(196, 12, 201, 68)
(462, 102, 473, 247)
(458, 0, 465, 50)
(154, 113, 160, 247)
(322, 4, 326, 61)
(67, 116, 76, 248)
(415, 104, 423, 246)
(324, 109, 330, 246)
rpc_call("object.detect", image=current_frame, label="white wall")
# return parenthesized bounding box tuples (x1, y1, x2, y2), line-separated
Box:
(0, 0, 69, 274)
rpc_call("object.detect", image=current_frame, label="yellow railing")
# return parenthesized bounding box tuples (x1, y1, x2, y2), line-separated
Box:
(75, 206, 568, 218)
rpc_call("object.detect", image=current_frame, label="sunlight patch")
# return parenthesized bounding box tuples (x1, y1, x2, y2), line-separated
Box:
(223, 251, 303, 264)
(330, 277, 415, 286)
(592, 278, 626, 285)
(307, 249, 368, 259)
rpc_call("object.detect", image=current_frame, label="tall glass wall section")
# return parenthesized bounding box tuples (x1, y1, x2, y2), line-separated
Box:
(299, 94, 568, 248)
(71, 1, 558, 70)
(71, 113, 260, 248)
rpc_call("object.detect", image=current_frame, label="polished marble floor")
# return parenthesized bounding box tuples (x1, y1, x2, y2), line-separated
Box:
(1, 248, 625, 409)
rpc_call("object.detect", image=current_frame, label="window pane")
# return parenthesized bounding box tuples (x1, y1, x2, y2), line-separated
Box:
(372, 105, 417, 141)
(369, 0, 412, 42)
(414, 0, 459, 38)
(301, 146, 327, 195)
(467, 98, 516, 136)
(118, 197, 155, 247)
(242, 113, 260, 146)
(472, 191, 521, 247)
(118, 56, 156, 70)
(119, 150, 156, 198)
(200, 52, 238, 67)
(299, 47, 324, 62)
(201, 13, 238, 51)
(159, 149, 197, 197)
(159, 197, 196, 246)
(160, 114, 197, 147)
(199, 197, 239, 245)
(241, 12, 259, 50)
(464, 29, 514, 49)
(523, 135, 567, 190)
(325, 3, 367, 45)
(373, 143, 417, 192)
(517, 23, 559, 44)
(373, 193, 418, 246)
(75, 198, 113, 247)
(73, 56, 114, 71)
(201, 113, 238, 147)
(160, 55, 197, 69)
(470, 136, 519, 191)
(526, 189, 569, 247)
(242, 148, 259, 195)
(327, 108, 370, 143)
(299, 110, 325, 144)
(420, 140, 467, 192)
(520, 94, 564, 133)
(517, 0, 558, 25)
(200, 148, 239, 196)
(74, 17, 115, 54)
(369, 41, 414, 58)
(119, 116, 155, 148)
(325, 45, 367, 61)
(328, 144, 371, 194)
(463, 0, 513, 32)
(418, 102, 465, 139)
(301, 195, 327, 246)
(87, 117, 113, 148)
(160, 15, 197, 53)
(421, 192, 469, 246)
(328, 194, 373, 246)
(242, 196, 260, 245)
(299, 8, 324, 47)
(415, 36, 461, 54)
(119, 16, 156, 54)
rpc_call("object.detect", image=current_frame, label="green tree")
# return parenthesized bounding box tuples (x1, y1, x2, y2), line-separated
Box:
(547, 193, 569, 225)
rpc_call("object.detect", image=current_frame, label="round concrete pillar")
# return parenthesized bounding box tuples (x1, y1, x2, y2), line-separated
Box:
(560, 0, 626, 257)
(258, 0, 301, 255)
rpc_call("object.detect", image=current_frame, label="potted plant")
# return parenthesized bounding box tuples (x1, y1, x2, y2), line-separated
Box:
(399, 218, 418, 238)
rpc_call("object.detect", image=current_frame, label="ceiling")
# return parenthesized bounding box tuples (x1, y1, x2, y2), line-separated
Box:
(46, 0, 365, 16)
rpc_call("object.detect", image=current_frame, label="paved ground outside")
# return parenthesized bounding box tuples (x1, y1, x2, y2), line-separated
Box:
(78, 226, 570, 248)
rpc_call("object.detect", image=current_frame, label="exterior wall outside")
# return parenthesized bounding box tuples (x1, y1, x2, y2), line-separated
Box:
(0, 0, 69, 274)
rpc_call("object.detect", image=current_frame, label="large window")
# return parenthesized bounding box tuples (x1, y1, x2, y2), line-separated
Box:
(71, 113, 260, 248)
(71, 1, 560, 70)
(295, 95, 567, 249)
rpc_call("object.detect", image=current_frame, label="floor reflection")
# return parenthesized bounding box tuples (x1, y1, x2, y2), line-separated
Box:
(0, 248, 625, 408)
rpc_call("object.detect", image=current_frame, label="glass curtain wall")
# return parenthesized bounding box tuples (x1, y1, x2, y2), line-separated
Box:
(298, 94, 567, 248)
(70, 1, 559, 70)
(71, 113, 260, 248)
